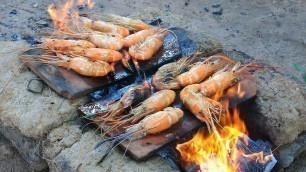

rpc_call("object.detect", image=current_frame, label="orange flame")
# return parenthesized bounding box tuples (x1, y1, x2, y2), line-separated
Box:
(47, 0, 95, 30)
(176, 83, 272, 171)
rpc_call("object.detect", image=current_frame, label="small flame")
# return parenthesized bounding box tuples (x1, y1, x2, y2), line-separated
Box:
(176, 83, 272, 171)
(47, 0, 95, 30)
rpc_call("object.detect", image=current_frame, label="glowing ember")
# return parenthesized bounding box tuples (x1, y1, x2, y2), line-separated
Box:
(176, 83, 274, 172)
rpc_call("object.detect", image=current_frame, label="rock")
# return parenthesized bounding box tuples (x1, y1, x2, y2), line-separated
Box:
(285, 150, 306, 172)
(244, 68, 306, 146)
(0, 133, 33, 172)
(274, 132, 306, 169)
(43, 124, 172, 172)
(212, 4, 221, 8)
(10, 9, 17, 15)
(204, 6, 209, 12)
(12, 33, 22, 41)
(32, 3, 38, 8)
(212, 8, 223, 15)
(0, 41, 88, 170)
(0, 121, 47, 170)
(36, 20, 49, 27)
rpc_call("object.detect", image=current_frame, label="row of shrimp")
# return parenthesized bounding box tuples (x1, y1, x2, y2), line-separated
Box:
(20, 1, 170, 77)
(90, 51, 254, 163)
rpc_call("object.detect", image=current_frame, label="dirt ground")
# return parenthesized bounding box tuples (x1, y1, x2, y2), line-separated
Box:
(0, 0, 305, 171)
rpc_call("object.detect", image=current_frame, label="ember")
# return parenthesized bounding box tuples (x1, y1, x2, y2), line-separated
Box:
(176, 84, 276, 172)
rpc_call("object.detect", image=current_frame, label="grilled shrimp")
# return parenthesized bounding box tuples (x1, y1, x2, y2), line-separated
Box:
(199, 63, 250, 97)
(94, 107, 183, 163)
(81, 48, 122, 62)
(81, 17, 129, 37)
(20, 54, 111, 77)
(176, 55, 235, 87)
(95, 81, 151, 120)
(128, 89, 176, 123)
(123, 28, 158, 47)
(101, 13, 150, 31)
(129, 32, 165, 61)
(88, 33, 124, 50)
(151, 52, 203, 90)
(180, 63, 251, 134)
(42, 38, 96, 51)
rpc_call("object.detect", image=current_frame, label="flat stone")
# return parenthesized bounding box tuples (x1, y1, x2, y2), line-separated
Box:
(245, 68, 306, 146)
(43, 124, 172, 172)
(0, 41, 88, 170)
(0, 41, 87, 139)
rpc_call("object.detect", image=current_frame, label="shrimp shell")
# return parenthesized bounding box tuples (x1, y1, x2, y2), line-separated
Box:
(129, 33, 164, 61)
(124, 28, 157, 47)
(43, 38, 96, 50)
(81, 17, 129, 37)
(126, 107, 183, 140)
(84, 48, 122, 62)
(56, 55, 111, 77)
(102, 13, 150, 31)
(129, 90, 176, 122)
(88, 34, 124, 50)
(176, 55, 235, 87)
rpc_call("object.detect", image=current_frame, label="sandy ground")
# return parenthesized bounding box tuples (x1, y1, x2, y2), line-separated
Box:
(0, 0, 305, 171)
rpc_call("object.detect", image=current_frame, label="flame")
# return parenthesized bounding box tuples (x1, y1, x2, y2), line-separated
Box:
(47, 0, 95, 30)
(176, 83, 272, 171)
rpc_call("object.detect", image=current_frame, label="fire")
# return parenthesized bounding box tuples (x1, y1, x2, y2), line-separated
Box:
(176, 83, 272, 171)
(47, 0, 95, 30)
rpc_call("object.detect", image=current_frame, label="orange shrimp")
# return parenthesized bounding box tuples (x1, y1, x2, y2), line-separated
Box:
(42, 38, 96, 51)
(123, 28, 158, 47)
(127, 89, 176, 123)
(199, 63, 249, 97)
(101, 13, 150, 31)
(175, 55, 235, 87)
(151, 52, 203, 90)
(124, 107, 183, 139)
(81, 17, 129, 37)
(20, 54, 111, 77)
(129, 32, 165, 61)
(82, 48, 122, 62)
(88, 33, 124, 50)
(180, 63, 251, 134)
(94, 107, 183, 163)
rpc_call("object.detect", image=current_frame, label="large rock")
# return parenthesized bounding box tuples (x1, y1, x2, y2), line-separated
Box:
(0, 41, 87, 170)
(43, 124, 172, 172)
(245, 68, 306, 146)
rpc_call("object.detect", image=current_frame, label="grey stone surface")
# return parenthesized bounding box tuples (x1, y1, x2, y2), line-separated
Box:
(275, 132, 306, 169)
(246, 68, 306, 146)
(0, 120, 47, 171)
(43, 124, 172, 172)
(0, 41, 88, 170)
(0, 133, 33, 172)
(285, 150, 306, 172)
